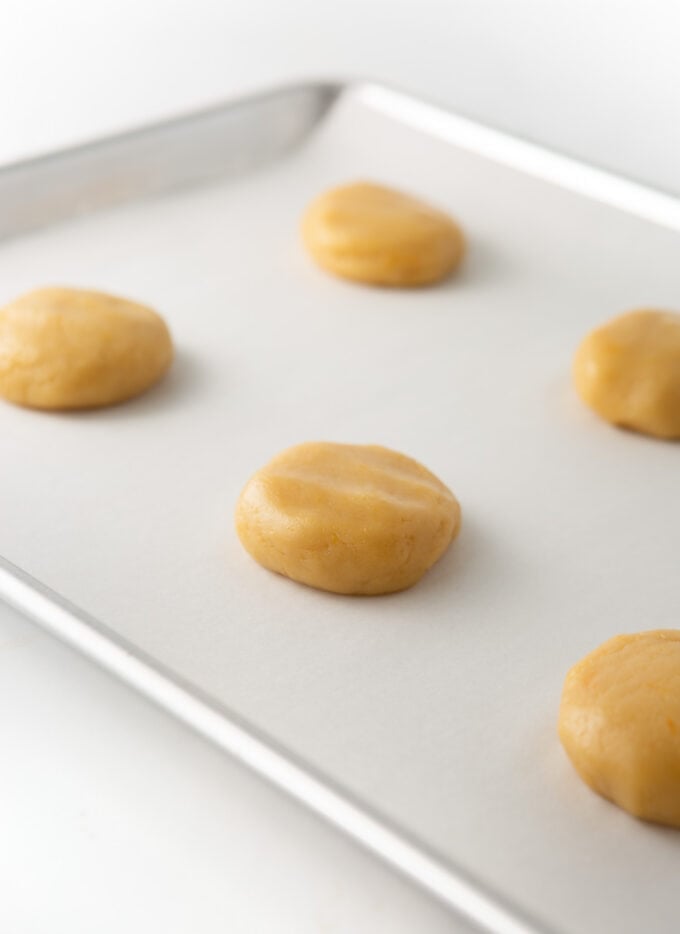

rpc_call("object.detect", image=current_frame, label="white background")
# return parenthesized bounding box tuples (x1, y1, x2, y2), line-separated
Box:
(1, 2, 678, 932)
(1, 0, 680, 193)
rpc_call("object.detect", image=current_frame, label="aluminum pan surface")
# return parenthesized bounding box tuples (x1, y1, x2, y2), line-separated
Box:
(0, 84, 679, 933)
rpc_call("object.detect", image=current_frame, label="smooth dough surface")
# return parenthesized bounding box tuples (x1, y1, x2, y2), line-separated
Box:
(235, 442, 461, 595)
(559, 630, 680, 828)
(0, 287, 173, 410)
(573, 309, 680, 439)
(302, 182, 465, 287)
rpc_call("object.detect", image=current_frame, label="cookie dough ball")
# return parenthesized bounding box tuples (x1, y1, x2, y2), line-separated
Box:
(573, 309, 680, 439)
(235, 442, 461, 595)
(302, 182, 465, 287)
(0, 287, 173, 410)
(559, 630, 680, 828)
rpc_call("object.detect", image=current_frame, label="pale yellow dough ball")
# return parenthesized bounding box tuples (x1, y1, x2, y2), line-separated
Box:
(235, 442, 461, 595)
(302, 182, 465, 287)
(0, 287, 173, 410)
(573, 309, 680, 439)
(559, 630, 680, 828)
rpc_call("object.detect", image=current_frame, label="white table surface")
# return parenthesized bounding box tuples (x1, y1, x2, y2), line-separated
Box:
(1, 2, 678, 931)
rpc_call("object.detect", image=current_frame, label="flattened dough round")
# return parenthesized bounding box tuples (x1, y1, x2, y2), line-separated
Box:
(302, 182, 465, 287)
(0, 287, 173, 409)
(235, 442, 461, 595)
(573, 309, 680, 439)
(559, 630, 680, 828)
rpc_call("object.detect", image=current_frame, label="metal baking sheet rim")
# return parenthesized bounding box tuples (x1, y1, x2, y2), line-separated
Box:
(1, 80, 679, 934)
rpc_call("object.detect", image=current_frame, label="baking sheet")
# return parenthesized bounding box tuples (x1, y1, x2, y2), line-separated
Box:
(1, 83, 679, 934)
